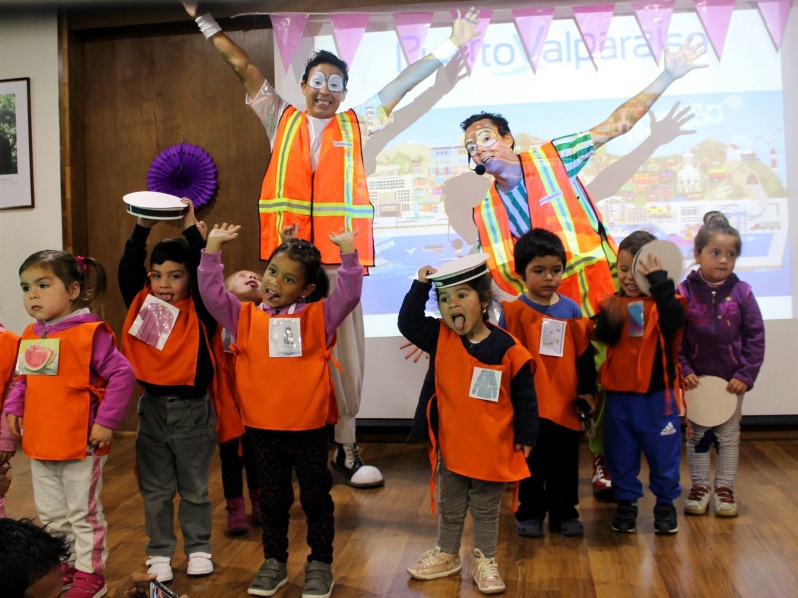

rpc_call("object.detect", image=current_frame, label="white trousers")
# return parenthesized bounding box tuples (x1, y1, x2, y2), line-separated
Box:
(326, 267, 365, 445)
(31, 451, 108, 574)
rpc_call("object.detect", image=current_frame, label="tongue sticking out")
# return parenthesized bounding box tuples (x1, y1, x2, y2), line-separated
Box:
(453, 314, 465, 332)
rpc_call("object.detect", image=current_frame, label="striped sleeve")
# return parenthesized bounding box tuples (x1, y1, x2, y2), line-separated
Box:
(551, 131, 595, 178)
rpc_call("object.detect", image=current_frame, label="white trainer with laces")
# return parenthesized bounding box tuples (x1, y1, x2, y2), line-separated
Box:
(473, 549, 506, 594)
(187, 552, 214, 576)
(145, 556, 173, 583)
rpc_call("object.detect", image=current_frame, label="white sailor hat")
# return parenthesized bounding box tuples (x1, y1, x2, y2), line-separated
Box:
(632, 239, 684, 296)
(427, 253, 491, 289)
(123, 191, 187, 220)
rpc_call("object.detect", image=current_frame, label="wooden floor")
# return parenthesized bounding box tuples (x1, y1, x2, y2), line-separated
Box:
(5, 432, 798, 598)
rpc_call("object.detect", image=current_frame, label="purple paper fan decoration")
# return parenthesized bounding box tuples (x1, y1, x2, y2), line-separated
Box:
(147, 143, 217, 208)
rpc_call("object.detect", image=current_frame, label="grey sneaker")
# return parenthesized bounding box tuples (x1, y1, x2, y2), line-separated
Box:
(248, 559, 288, 596)
(302, 561, 334, 598)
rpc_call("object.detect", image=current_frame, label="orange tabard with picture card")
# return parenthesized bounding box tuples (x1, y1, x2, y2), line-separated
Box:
(502, 301, 593, 431)
(598, 295, 686, 403)
(121, 287, 200, 386)
(21, 321, 111, 460)
(233, 301, 339, 431)
(430, 323, 531, 484)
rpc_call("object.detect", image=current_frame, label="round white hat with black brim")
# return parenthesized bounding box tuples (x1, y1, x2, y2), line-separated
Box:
(427, 253, 491, 289)
(124, 191, 187, 220)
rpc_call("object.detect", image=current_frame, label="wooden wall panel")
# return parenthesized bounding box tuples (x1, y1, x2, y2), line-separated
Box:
(81, 28, 274, 428)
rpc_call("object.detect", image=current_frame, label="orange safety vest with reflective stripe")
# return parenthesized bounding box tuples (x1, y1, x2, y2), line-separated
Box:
(473, 143, 617, 317)
(233, 301, 339, 431)
(21, 321, 111, 460)
(501, 300, 593, 431)
(259, 106, 375, 268)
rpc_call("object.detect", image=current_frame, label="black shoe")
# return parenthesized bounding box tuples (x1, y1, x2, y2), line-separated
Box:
(331, 443, 384, 489)
(612, 502, 638, 533)
(549, 518, 584, 536)
(653, 503, 679, 535)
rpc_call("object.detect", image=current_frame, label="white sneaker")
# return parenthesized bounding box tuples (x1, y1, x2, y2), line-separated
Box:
(473, 549, 506, 594)
(684, 485, 711, 515)
(187, 552, 214, 576)
(714, 486, 738, 517)
(145, 556, 173, 583)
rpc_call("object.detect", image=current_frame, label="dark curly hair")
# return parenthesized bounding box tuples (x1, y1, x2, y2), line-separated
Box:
(19, 250, 107, 316)
(265, 239, 329, 303)
(0, 518, 71, 595)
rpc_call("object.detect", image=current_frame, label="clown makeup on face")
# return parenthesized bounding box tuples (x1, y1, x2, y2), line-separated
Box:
(302, 64, 347, 119)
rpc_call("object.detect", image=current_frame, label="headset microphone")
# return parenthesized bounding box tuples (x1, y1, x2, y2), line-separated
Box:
(468, 161, 486, 175)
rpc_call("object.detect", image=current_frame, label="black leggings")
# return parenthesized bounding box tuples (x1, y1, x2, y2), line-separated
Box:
(218, 431, 260, 498)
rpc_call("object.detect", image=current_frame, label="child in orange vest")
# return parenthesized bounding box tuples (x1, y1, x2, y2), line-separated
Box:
(398, 255, 537, 595)
(4, 250, 136, 597)
(118, 199, 220, 582)
(499, 229, 597, 538)
(594, 231, 686, 535)
(0, 322, 20, 518)
(198, 223, 362, 598)
(217, 269, 263, 534)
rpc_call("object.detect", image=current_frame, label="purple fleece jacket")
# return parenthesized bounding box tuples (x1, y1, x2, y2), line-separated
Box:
(3, 311, 136, 443)
(678, 270, 765, 388)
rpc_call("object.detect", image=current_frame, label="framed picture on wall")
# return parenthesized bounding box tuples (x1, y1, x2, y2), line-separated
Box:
(0, 77, 34, 209)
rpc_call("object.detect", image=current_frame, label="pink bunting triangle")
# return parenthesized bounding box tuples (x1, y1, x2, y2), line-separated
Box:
(693, 0, 735, 59)
(756, 0, 791, 49)
(330, 13, 370, 67)
(572, 4, 615, 68)
(632, 1, 674, 64)
(450, 9, 493, 71)
(393, 13, 434, 66)
(271, 13, 310, 72)
(511, 7, 555, 72)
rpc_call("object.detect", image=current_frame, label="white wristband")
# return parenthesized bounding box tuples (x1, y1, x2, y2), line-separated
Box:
(195, 13, 222, 39)
(431, 38, 459, 66)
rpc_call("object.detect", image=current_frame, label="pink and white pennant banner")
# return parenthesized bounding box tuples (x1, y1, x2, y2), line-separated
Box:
(756, 0, 792, 49)
(330, 13, 370, 66)
(511, 7, 555, 72)
(451, 9, 493, 71)
(393, 12, 434, 66)
(632, 1, 675, 64)
(272, 13, 310, 72)
(572, 4, 615, 68)
(694, 0, 735, 59)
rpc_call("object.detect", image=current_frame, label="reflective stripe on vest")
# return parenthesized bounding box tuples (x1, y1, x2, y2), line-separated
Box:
(259, 107, 375, 266)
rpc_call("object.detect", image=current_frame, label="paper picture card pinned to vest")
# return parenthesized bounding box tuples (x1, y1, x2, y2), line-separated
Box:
(539, 319, 566, 357)
(628, 301, 644, 337)
(269, 318, 302, 357)
(17, 338, 60, 376)
(469, 367, 502, 402)
(128, 295, 179, 350)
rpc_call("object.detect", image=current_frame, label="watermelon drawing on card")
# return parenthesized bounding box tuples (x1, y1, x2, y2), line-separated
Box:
(24, 344, 56, 372)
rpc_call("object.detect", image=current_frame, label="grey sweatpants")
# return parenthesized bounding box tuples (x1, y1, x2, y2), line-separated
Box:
(136, 391, 217, 557)
(436, 458, 506, 558)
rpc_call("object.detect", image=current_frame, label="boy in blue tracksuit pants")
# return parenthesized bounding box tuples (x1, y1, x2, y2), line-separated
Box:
(594, 231, 686, 535)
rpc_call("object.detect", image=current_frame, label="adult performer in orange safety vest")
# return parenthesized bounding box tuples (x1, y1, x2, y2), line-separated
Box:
(184, 1, 482, 488)
(462, 35, 707, 499)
